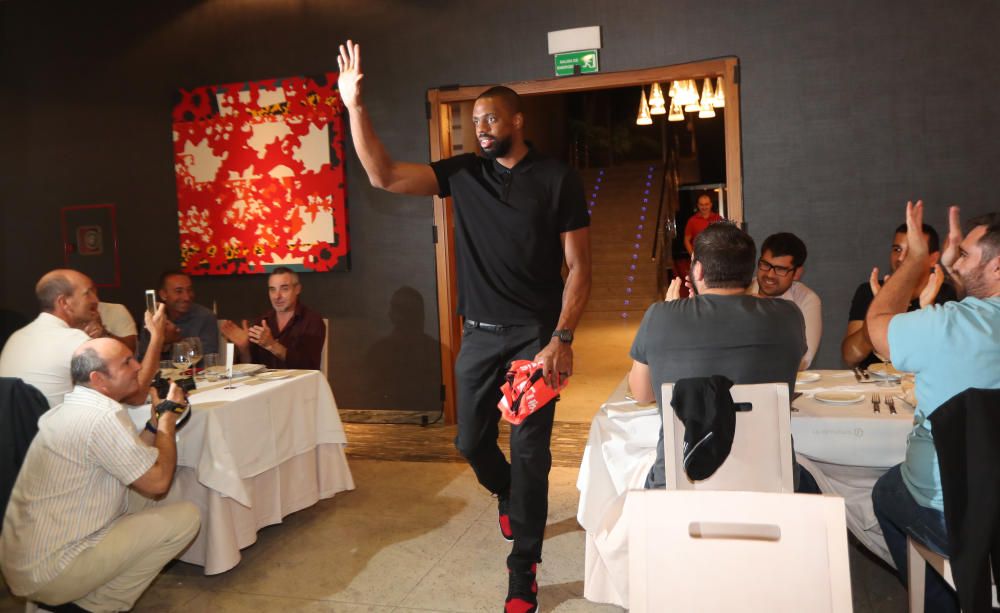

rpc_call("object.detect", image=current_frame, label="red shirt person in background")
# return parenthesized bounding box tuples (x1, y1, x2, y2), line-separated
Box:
(675, 192, 725, 297)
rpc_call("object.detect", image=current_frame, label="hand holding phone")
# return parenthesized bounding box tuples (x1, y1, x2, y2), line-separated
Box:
(145, 290, 157, 315)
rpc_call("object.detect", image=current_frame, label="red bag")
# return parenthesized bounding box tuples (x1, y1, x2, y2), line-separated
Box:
(497, 360, 568, 425)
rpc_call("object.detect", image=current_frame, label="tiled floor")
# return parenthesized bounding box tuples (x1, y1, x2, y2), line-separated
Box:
(1, 459, 908, 612)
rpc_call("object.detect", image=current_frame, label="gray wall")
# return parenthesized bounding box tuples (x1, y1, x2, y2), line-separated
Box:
(1, 0, 997, 405)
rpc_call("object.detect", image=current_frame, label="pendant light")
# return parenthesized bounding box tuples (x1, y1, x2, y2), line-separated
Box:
(683, 80, 700, 112)
(698, 103, 716, 118)
(649, 82, 665, 108)
(636, 88, 653, 125)
(700, 78, 715, 107)
(713, 76, 725, 108)
(667, 99, 684, 122)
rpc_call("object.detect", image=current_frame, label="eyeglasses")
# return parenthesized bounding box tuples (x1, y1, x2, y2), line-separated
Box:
(757, 259, 796, 277)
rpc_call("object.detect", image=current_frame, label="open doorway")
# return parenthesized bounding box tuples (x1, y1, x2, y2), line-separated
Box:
(427, 58, 742, 423)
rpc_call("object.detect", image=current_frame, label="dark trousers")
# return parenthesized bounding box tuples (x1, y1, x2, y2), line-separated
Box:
(872, 465, 959, 613)
(454, 321, 556, 571)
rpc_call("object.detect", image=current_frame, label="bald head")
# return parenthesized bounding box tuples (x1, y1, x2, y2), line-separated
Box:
(71, 338, 140, 400)
(71, 338, 117, 384)
(36, 269, 84, 312)
(36, 269, 99, 328)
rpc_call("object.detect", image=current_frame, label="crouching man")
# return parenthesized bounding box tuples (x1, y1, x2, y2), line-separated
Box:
(0, 338, 200, 612)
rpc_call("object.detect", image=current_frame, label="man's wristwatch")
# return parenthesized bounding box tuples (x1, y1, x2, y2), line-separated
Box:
(551, 329, 574, 344)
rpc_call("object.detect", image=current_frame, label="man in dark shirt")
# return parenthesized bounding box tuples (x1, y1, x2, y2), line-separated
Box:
(841, 223, 956, 369)
(137, 271, 219, 360)
(337, 40, 591, 613)
(219, 267, 326, 370)
(629, 223, 807, 489)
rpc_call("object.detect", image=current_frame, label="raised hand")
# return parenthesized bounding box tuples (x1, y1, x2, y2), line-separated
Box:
(869, 267, 885, 296)
(664, 277, 682, 301)
(904, 200, 928, 262)
(337, 39, 364, 110)
(919, 264, 945, 307)
(940, 205, 963, 270)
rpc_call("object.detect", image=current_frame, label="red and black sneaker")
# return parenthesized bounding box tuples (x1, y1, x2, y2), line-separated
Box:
(498, 494, 514, 542)
(504, 564, 538, 613)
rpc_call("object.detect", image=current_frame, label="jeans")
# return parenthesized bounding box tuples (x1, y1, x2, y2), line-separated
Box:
(872, 465, 959, 613)
(454, 321, 556, 571)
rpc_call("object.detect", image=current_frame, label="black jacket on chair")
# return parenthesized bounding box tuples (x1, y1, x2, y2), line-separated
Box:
(929, 387, 1000, 613)
(0, 377, 49, 525)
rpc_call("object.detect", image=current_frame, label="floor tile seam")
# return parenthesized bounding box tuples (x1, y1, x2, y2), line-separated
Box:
(198, 586, 407, 607)
(162, 587, 206, 612)
(393, 518, 484, 611)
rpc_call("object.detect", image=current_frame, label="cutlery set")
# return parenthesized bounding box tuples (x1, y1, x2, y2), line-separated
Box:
(871, 393, 897, 415)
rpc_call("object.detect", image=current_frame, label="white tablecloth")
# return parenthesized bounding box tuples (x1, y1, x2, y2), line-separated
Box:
(128, 370, 355, 574)
(576, 371, 915, 607)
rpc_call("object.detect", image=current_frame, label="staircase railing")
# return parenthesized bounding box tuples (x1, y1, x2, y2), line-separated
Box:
(651, 153, 680, 297)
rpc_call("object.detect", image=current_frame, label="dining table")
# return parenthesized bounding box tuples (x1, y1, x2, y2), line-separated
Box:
(576, 369, 913, 608)
(127, 368, 355, 574)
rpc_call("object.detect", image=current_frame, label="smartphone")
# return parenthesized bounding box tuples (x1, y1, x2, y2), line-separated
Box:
(145, 289, 157, 315)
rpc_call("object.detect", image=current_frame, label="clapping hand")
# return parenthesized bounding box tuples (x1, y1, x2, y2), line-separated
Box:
(248, 320, 276, 349)
(919, 264, 945, 307)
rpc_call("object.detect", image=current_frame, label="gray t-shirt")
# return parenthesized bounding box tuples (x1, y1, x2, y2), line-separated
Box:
(630, 293, 806, 487)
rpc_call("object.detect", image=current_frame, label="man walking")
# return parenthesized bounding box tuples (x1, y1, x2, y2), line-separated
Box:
(337, 40, 591, 612)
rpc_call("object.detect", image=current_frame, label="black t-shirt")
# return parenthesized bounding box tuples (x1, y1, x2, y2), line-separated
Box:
(430, 150, 589, 325)
(847, 280, 959, 369)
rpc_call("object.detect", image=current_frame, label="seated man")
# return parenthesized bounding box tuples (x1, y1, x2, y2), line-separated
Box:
(842, 221, 955, 369)
(0, 337, 200, 612)
(219, 267, 326, 370)
(868, 203, 1000, 613)
(750, 232, 822, 369)
(137, 270, 219, 360)
(628, 223, 808, 489)
(0, 269, 96, 407)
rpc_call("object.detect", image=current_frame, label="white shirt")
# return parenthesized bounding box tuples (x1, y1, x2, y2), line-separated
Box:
(0, 385, 157, 594)
(748, 280, 823, 369)
(97, 302, 137, 338)
(0, 312, 89, 407)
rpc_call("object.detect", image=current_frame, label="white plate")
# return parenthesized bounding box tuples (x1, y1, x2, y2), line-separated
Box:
(796, 371, 821, 384)
(258, 371, 292, 381)
(814, 391, 866, 405)
(868, 363, 905, 379)
(204, 363, 266, 378)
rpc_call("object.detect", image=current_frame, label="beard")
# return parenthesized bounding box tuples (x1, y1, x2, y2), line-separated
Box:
(478, 134, 512, 160)
(953, 267, 986, 299)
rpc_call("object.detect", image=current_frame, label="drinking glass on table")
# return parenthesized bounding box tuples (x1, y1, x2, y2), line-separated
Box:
(202, 352, 220, 381)
(183, 337, 203, 378)
(171, 340, 192, 375)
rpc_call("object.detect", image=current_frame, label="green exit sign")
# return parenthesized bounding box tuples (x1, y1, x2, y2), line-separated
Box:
(554, 49, 599, 77)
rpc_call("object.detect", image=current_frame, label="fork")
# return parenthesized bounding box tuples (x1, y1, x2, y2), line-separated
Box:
(886, 395, 897, 415)
(872, 393, 881, 414)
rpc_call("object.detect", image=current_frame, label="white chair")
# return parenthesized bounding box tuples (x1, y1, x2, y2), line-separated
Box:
(661, 382, 794, 493)
(907, 536, 998, 612)
(320, 318, 329, 379)
(626, 489, 852, 612)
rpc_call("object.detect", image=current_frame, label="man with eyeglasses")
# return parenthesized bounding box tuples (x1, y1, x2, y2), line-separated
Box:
(841, 222, 956, 369)
(750, 233, 821, 370)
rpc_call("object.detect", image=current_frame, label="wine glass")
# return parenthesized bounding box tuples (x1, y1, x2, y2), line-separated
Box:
(171, 340, 192, 374)
(183, 337, 203, 377)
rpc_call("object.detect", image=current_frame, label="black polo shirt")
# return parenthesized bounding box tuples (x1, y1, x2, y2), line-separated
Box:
(430, 150, 589, 325)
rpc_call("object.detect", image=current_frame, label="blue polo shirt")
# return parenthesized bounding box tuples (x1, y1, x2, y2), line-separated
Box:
(888, 297, 1000, 511)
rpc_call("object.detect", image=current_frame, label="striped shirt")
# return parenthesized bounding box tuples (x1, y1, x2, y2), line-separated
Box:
(0, 386, 158, 595)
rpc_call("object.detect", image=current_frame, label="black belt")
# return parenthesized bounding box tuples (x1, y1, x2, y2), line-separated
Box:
(464, 319, 512, 333)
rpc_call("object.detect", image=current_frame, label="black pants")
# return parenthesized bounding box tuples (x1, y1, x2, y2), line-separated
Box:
(454, 321, 556, 571)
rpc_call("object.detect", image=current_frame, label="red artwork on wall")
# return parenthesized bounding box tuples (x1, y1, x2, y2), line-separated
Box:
(172, 73, 349, 275)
